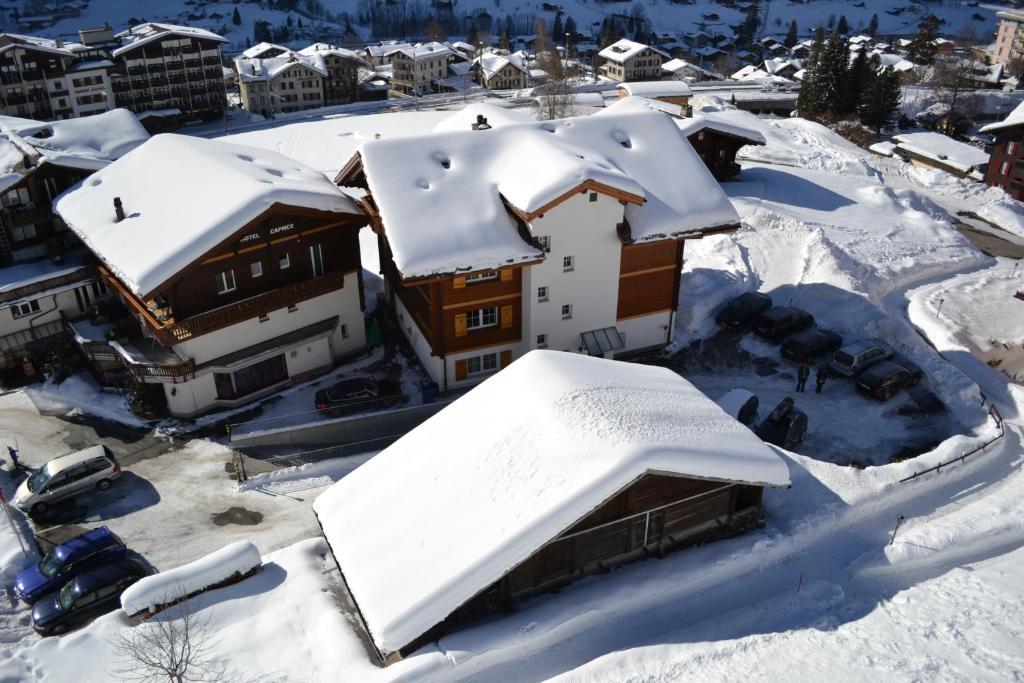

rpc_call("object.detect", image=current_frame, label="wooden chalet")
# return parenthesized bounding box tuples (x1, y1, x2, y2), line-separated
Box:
(981, 101, 1024, 200)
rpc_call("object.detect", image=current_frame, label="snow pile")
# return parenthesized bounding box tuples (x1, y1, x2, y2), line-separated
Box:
(617, 81, 693, 98)
(314, 350, 789, 656)
(431, 102, 533, 133)
(121, 540, 262, 617)
(0, 471, 36, 586)
(55, 134, 365, 298)
(25, 374, 151, 428)
(903, 165, 1024, 243)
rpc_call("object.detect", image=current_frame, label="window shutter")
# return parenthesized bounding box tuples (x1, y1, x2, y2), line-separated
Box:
(455, 359, 468, 380)
(454, 313, 467, 337)
(500, 350, 512, 368)
(500, 268, 513, 282)
(500, 305, 513, 329)
(453, 276, 466, 289)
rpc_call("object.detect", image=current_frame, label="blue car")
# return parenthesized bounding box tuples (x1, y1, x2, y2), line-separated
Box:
(32, 558, 149, 636)
(15, 527, 126, 604)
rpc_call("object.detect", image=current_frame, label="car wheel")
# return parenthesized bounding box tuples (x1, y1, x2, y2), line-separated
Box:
(96, 479, 112, 492)
(48, 623, 69, 636)
(30, 502, 48, 518)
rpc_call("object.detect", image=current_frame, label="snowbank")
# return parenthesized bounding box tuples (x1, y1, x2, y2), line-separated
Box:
(121, 540, 262, 617)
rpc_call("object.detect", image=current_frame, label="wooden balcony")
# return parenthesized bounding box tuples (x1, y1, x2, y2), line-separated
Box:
(0, 266, 94, 305)
(100, 266, 351, 346)
(77, 338, 196, 383)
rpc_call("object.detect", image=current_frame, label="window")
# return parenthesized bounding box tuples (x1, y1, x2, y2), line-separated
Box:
(467, 352, 498, 375)
(279, 253, 290, 270)
(250, 261, 263, 278)
(466, 307, 498, 330)
(215, 269, 236, 294)
(561, 304, 573, 320)
(537, 333, 547, 348)
(2, 187, 29, 208)
(537, 235, 550, 251)
(1010, 141, 1019, 156)
(563, 255, 575, 272)
(1002, 161, 1012, 176)
(10, 224, 36, 242)
(309, 243, 325, 277)
(10, 300, 40, 318)
(258, 313, 269, 323)
(589, 192, 598, 202)
(214, 354, 288, 400)
(537, 286, 548, 302)
(465, 271, 497, 284)
(341, 323, 349, 339)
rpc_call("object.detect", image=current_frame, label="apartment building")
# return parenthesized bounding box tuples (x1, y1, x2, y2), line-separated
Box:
(994, 11, 1024, 66)
(55, 134, 368, 417)
(389, 42, 454, 95)
(598, 39, 668, 82)
(298, 43, 365, 106)
(235, 51, 326, 117)
(363, 41, 412, 67)
(336, 104, 740, 392)
(0, 34, 80, 120)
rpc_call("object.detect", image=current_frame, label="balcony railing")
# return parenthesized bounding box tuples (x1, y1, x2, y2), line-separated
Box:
(1, 204, 51, 228)
(78, 338, 196, 383)
(0, 265, 94, 305)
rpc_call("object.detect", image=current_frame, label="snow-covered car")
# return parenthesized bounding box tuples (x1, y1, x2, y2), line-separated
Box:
(752, 306, 814, 342)
(781, 329, 843, 363)
(755, 398, 807, 450)
(714, 292, 772, 330)
(31, 558, 149, 636)
(13, 445, 121, 518)
(856, 360, 924, 400)
(830, 340, 895, 377)
(715, 388, 759, 425)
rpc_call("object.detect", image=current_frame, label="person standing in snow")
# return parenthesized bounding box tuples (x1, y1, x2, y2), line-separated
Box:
(6, 445, 20, 470)
(815, 366, 829, 394)
(796, 362, 810, 392)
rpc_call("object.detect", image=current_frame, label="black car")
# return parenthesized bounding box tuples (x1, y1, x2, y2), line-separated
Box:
(755, 398, 808, 449)
(315, 377, 403, 417)
(31, 559, 149, 636)
(856, 360, 924, 401)
(781, 329, 844, 362)
(752, 307, 815, 342)
(715, 292, 773, 330)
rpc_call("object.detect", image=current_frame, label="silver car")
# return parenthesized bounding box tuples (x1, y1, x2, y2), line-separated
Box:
(13, 445, 121, 517)
(830, 340, 895, 377)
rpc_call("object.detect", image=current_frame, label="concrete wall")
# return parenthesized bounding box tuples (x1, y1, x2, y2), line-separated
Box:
(0, 280, 102, 341)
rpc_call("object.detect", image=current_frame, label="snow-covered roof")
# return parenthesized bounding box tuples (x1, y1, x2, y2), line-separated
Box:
(431, 102, 532, 133)
(0, 110, 148, 170)
(475, 52, 528, 79)
(674, 112, 767, 145)
(892, 133, 989, 175)
(55, 135, 364, 298)
(364, 41, 413, 58)
(235, 52, 327, 82)
(763, 57, 801, 75)
(344, 107, 740, 279)
(298, 42, 364, 63)
(0, 32, 74, 57)
(393, 42, 453, 61)
(617, 80, 692, 98)
(868, 140, 897, 157)
(241, 41, 287, 59)
(663, 58, 718, 79)
(598, 38, 663, 63)
(314, 350, 791, 657)
(981, 100, 1024, 133)
(113, 22, 226, 57)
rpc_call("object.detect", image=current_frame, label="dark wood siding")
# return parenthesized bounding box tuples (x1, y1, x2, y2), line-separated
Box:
(616, 240, 682, 320)
(984, 128, 1024, 199)
(687, 130, 750, 180)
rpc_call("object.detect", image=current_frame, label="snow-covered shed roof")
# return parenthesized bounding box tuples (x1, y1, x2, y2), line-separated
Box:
(342, 108, 740, 279)
(674, 113, 767, 145)
(598, 38, 663, 63)
(55, 135, 364, 298)
(617, 80, 692, 98)
(0, 109, 148, 169)
(662, 58, 718, 79)
(113, 22, 226, 57)
(314, 350, 791, 657)
(981, 100, 1024, 134)
(892, 132, 989, 175)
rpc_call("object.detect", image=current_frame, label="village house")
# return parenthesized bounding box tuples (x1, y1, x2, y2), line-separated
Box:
(335, 104, 740, 393)
(662, 57, 720, 82)
(889, 132, 989, 180)
(235, 51, 326, 118)
(389, 42, 454, 95)
(314, 350, 791, 665)
(675, 113, 767, 180)
(362, 41, 413, 68)
(55, 135, 368, 417)
(981, 101, 1024, 199)
(597, 39, 668, 82)
(297, 43, 365, 107)
(240, 42, 290, 61)
(471, 52, 529, 90)
(0, 110, 148, 364)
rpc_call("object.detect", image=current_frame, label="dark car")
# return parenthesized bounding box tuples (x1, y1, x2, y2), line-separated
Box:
(31, 558, 149, 636)
(752, 307, 814, 342)
(856, 360, 924, 400)
(715, 292, 773, 330)
(315, 377, 403, 417)
(15, 527, 127, 604)
(781, 329, 844, 363)
(755, 398, 808, 449)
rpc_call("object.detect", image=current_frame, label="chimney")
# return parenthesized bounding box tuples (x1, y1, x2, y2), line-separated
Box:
(114, 197, 125, 222)
(472, 114, 491, 131)
(55, 38, 63, 48)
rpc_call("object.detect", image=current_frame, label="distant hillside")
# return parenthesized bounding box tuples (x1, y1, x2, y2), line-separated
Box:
(0, 0, 1001, 56)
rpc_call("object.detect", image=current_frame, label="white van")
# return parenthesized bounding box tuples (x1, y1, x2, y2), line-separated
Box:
(13, 445, 121, 516)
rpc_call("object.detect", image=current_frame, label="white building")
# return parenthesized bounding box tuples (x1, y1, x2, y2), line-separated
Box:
(389, 42, 454, 95)
(598, 39, 668, 82)
(235, 51, 326, 117)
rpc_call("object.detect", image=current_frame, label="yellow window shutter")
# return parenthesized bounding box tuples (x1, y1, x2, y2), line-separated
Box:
(455, 359, 468, 380)
(500, 268, 513, 282)
(500, 350, 513, 368)
(453, 276, 466, 289)
(500, 305, 513, 329)
(454, 313, 467, 337)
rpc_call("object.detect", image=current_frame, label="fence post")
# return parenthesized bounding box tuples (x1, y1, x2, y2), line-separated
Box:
(889, 514, 906, 546)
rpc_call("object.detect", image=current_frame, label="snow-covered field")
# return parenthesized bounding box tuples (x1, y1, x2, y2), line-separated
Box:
(1, 100, 1023, 681)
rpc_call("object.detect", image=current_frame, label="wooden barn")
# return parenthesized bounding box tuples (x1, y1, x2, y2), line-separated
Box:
(677, 117, 767, 180)
(313, 351, 791, 665)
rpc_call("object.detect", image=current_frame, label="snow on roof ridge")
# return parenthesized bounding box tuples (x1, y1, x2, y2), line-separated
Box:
(314, 350, 790, 655)
(981, 100, 1024, 133)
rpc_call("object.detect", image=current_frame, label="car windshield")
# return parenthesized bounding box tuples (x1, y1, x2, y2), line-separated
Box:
(58, 581, 82, 610)
(26, 467, 50, 493)
(834, 351, 855, 367)
(39, 551, 65, 578)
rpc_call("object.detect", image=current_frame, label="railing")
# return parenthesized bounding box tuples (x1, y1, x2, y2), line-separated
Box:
(77, 336, 195, 382)
(899, 405, 1005, 483)
(0, 204, 51, 228)
(256, 435, 403, 470)
(0, 266, 93, 305)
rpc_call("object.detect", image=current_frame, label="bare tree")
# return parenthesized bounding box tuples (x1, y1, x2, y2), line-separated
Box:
(929, 52, 979, 134)
(111, 599, 225, 683)
(532, 17, 576, 120)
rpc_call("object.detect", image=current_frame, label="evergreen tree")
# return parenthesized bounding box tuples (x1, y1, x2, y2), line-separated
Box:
(867, 14, 879, 38)
(736, 12, 757, 48)
(784, 20, 798, 48)
(907, 14, 940, 65)
(565, 15, 576, 40)
(812, 25, 825, 42)
(797, 34, 825, 118)
(286, 14, 294, 27)
(499, 29, 511, 51)
(552, 12, 563, 42)
(843, 49, 870, 117)
(836, 15, 849, 36)
(232, 7, 241, 25)
(860, 66, 902, 132)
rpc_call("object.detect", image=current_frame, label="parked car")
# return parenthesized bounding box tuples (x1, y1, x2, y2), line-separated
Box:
(13, 445, 121, 517)
(781, 329, 843, 363)
(315, 377, 403, 417)
(830, 340, 895, 377)
(14, 527, 127, 604)
(856, 360, 924, 400)
(715, 292, 772, 330)
(31, 558, 149, 636)
(715, 388, 759, 425)
(756, 398, 808, 450)
(752, 307, 814, 342)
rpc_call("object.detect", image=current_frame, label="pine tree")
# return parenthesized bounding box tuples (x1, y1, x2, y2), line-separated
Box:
(232, 7, 241, 25)
(812, 25, 825, 43)
(907, 15, 940, 65)
(836, 15, 849, 36)
(784, 20, 798, 48)
(499, 29, 511, 51)
(565, 15, 576, 40)
(867, 14, 878, 38)
(552, 13, 563, 42)
(860, 66, 902, 132)
(843, 49, 870, 117)
(797, 34, 825, 118)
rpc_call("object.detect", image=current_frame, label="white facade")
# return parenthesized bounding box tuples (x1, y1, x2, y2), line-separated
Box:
(65, 66, 114, 117)
(0, 278, 108, 353)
